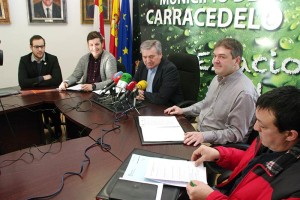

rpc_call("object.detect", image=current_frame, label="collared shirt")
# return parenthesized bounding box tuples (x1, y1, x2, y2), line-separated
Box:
(182, 68, 259, 144)
(86, 54, 102, 84)
(31, 54, 46, 82)
(146, 67, 158, 93)
(42, 3, 53, 18)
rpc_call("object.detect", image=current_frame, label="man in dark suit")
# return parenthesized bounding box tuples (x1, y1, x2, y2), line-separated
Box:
(133, 40, 183, 106)
(34, 0, 61, 18)
(18, 35, 62, 89)
(18, 35, 63, 139)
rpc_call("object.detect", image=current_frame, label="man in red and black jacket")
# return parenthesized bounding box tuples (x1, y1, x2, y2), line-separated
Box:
(187, 85, 300, 200)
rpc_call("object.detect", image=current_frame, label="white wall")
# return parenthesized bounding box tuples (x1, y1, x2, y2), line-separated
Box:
(0, 0, 116, 88)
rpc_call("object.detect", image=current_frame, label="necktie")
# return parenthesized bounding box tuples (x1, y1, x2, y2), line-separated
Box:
(46, 8, 50, 18)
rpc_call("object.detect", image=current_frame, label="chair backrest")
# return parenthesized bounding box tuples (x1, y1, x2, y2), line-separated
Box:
(168, 53, 200, 102)
(117, 61, 126, 73)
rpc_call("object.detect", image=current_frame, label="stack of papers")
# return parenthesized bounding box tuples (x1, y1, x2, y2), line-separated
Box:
(122, 154, 207, 187)
(138, 116, 185, 142)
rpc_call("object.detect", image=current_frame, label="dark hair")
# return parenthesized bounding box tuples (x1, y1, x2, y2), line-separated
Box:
(87, 31, 104, 43)
(256, 86, 300, 134)
(214, 38, 243, 59)
(30, 35, 45, 46)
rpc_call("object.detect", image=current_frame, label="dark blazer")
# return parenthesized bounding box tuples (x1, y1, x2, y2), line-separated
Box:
(133, 57, 183, 106)
(18, 52, 63, 89)
(34, 1, 61, 18)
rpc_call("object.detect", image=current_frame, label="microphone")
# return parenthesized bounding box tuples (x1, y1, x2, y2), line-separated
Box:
(135, 80, 148, 91)
(99, 72, 123, 96)
(118, 81, 137, 101)
(101, 71, 123, 91)
(115, 73, 132, 98)
(131, 80, 148, 99)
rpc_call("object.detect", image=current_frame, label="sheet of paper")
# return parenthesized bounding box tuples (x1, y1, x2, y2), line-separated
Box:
(138, 116, 185, 142)
(66, 84, 83, 91)
(93, 87, 123, 95)
(141, 126, 184, 142)
(139, 116, 182, 127)
(122, 154, 207, 189)
(145, 157, 207, 187)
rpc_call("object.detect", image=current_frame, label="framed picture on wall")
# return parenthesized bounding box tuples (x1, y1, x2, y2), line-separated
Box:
(81, 0, 110, 24)
(0, 0, 10, 24)
(27, 0, 67, 23)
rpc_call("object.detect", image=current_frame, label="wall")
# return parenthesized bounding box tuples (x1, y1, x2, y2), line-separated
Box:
(0, 0, 114, 88)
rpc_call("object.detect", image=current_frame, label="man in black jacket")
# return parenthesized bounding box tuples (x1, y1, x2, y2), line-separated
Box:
(18, 35, 62, 89)
(133, 40, 183, 106)
(18, 35, 63, 139)
(34, 0, 61, 18)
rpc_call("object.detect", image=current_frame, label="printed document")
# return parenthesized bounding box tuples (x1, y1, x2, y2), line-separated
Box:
(138, 116, 184, 142)
(122, 154, 206, 188)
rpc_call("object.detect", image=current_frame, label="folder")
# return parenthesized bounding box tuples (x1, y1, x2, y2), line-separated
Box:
(109, 179, 158, 200)
(96, 148, 183, 200)
(134, 116, 184, 145)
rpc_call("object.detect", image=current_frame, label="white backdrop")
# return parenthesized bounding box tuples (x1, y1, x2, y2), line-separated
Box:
(0, 0, 133, 88)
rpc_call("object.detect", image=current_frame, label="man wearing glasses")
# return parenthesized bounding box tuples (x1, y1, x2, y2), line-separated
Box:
(18, 35, 62, 89)
(18, 35, 63, 139)
(133, 40, 183, 106)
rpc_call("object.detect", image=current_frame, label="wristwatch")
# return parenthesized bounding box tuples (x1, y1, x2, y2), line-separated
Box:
(92, 84, 96, 91)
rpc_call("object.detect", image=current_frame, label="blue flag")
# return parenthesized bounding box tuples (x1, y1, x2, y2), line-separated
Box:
(117, 0, 132, 74)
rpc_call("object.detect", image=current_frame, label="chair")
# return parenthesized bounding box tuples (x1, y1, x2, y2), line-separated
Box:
(167, 53, 200, 108)
(205, 129, 259, 186)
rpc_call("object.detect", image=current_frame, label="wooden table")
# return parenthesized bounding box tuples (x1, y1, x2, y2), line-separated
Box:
(0, 89, 196, 200)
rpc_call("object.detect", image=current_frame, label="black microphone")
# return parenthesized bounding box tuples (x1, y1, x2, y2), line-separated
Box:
(118, 81, 137, 101)
(99, 73, 123, 96)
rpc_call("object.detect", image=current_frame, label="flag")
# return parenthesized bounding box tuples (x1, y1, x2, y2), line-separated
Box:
(117, 0, 132, 73)
(93, 0, 105, 49)
(109, 0, 120, 58)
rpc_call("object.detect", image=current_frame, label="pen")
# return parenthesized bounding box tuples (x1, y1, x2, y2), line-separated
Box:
(190, 181, 197, 187)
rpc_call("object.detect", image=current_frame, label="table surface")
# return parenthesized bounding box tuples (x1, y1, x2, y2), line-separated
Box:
(0, 89, 197, 200)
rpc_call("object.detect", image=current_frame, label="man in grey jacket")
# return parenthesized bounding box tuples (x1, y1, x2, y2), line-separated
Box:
(164, 38, 258, 146)
(59, 31, 117, 91)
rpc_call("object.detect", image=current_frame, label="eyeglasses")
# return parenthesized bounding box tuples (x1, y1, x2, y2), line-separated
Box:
(32, 45, 45, 49)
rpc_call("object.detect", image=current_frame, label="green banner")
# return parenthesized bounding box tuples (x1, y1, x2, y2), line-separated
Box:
(133, 0, 300, 99)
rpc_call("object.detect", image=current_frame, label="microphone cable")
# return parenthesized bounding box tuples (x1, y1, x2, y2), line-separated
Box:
(0, 141, 62, 169)
(27, 141, 94, 200)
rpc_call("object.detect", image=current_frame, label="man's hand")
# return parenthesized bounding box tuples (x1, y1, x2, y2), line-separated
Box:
(43, 74, 52, 80)
(164, 105, 183, 115)
(191, 145, 220, 166)
(58, 81, 68, 90)
(184, 131, 204, 146)
(81, 84, 93, 92)
(186, 180, 214, 200)
(135, 89, 145, 100)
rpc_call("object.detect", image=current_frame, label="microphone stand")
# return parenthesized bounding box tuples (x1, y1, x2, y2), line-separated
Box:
(121, 90, 140, 115)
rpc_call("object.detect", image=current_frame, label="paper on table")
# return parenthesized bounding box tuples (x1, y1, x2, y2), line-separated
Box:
(138, 116, 184, 142)
(122, 154, 163, 200)
(93, 87, 123, 95)
(145, 157, 207, 187)
(122, 154, 206, 188)
(66, 84, 83, 91)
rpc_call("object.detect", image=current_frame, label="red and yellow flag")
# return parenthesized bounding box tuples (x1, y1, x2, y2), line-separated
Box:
(109, 0, 120, 58)
(93, 0, 105, 49)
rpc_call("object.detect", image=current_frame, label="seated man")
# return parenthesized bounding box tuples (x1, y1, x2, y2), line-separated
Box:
(186, 85, 300, 200)
(59, 31, 117, 91)
(164, 38, 258, 145)
(133, 40, 183, 106)
(18, 35, 63, 138)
